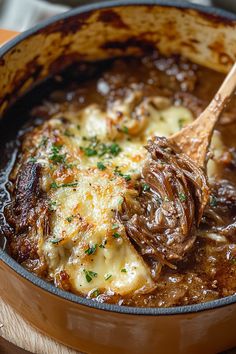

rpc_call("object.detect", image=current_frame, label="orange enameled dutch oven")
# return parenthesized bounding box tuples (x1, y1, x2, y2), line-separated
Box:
(0, 1, 236, 353)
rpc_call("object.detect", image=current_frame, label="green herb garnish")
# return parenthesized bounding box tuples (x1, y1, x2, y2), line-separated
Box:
(179, 193, 187, 202)
(64, 129, 74, 137)
(209, 195, 217, 207)
(98, 142, 122, 157)
(114, 167, 131, 182)
(48, 200, 57, 212)
(83, 269, 98, 283)
(85, 244, 97, 255)
(142, 183, 150, 192)
(29, 157, 37, 163)
(122, 126, 129, 134)
(49, 144, 66, 164)
(113, 232, 121, 239)
(64, 162, 74, 169)
(38, 136, 48, 147)
(99, 240, 107, 248)
(110, 143, 122, 156)
(80, 136, 122, 159)
(83, 147, 97, 157)
(97, 161, 106, 170)
(50, 181, 78, 189)
(50, 238, 62, 244)
(118, 197, 124, 205)
(178, 118, 186, 129)
(121, 268, 127, 273)
(66, 215, 74, 223)
(111, 223, 119, 230)
(105, 273, 112, 281)
(90, 289, 100, 298)
(123, 174, 131, 181)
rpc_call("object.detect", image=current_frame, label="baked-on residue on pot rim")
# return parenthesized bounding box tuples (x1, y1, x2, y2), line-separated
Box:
(0, 0, 236, 315)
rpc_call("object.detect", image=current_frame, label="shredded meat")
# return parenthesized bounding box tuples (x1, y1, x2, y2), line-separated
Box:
(6, 162, 42, 233)
(203, 179, 236, 242)
(119, 136, 209, 271)
(4, 162, 49, 274)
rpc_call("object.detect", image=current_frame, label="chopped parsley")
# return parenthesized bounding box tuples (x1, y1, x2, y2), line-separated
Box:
(118, 197, 124, 205)
(179, 193, 187, 202)
(29, 157, 37, 163)
(50, 181, 78, 189)
(99, 240, 107, 248)
(210, 194, 217, 207)
(49, 144, 66, 164)
(97, 161, 106, 170)
(50, 238, 62, 244)
(50, 181, 58, 189)
(123, 174, 131, 181)
(122, 126, 129, 134)
(66, 215, 74, 223)
(114, 166, 122, 176)
(121, 268, 127, 273)
(142, 183, 150, 192)
(109, 143, 122, 156)
(83, 269, 98, 283)
(77, 124, 81, 130)
(48, 143, 73, 168)
(82, 147, 97, 157)
(80, 136, 122, 158)
(112, 223, 119, 230)
(105, 273, 112, 281)
(48, 200, 57, 212)
(90, 289, 100, 298)
(113, 232, 121, 239)
(178, 118, 186, 129)
(64, 129, 74, 137)
(85, 244, 97, 255)
(114, 166, 131, 182)
(64, 162, 74, 169)
(38, 136, 48, 147)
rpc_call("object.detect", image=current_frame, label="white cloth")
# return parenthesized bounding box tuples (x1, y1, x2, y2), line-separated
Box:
(0, 0, 212, 32)
(0, 0, 69, 31)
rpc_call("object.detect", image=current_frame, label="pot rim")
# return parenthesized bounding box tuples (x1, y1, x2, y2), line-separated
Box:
(1, 0, 236, 316)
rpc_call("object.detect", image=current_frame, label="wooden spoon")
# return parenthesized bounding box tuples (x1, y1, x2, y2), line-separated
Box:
(169, 62, 236, 168)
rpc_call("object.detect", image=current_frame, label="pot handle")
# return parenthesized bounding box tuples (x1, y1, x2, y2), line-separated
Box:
(0, 29, 19, 46)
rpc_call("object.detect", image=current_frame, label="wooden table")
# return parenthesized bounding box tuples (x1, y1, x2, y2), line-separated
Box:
(0, 299, 81, 354)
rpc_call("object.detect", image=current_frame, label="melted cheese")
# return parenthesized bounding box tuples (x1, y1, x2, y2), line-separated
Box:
(42, 169, 154, 295)
(33, 92, 225, 296)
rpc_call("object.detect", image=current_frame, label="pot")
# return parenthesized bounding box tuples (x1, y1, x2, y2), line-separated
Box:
(0, 1, 236, 353)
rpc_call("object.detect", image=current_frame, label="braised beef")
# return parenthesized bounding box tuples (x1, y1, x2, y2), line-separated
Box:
(119, 137, 209, 269)
(1, 52, 236, 307)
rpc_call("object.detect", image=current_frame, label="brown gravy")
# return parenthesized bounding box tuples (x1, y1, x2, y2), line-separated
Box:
(1, 52, 236, 307)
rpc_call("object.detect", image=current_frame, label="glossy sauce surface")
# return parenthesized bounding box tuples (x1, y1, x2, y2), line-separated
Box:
(1, 53, 236, 307)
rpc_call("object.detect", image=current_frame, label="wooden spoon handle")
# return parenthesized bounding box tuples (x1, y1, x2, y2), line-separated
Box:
(169, 62, 236, 167)
(204, 61, 236, 126)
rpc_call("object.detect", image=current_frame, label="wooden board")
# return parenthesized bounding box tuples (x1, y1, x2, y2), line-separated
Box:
(0, 298, 81, 354)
